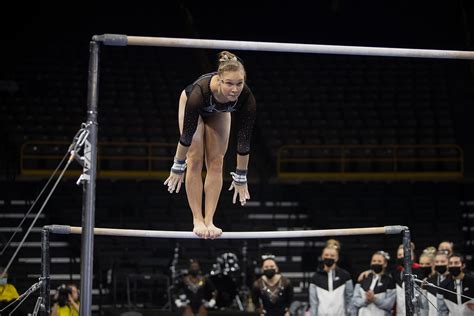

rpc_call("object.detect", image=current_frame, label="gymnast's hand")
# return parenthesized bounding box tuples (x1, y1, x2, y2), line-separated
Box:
(164, 158, 186, 193)
(229, 170, 250, 206)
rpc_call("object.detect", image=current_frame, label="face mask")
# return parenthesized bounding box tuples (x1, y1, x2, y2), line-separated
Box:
(0, 278, 7, 285)
(323, 258, 335, 267)
(419, 266, 432, 279)
(434, 265, 447, 275)
(370, 264, 383, 274)
(263, 269, 276, 279)
(396, 258, 404, 266)
(448, 266, 462, 277)
(189, 269, 199, 277)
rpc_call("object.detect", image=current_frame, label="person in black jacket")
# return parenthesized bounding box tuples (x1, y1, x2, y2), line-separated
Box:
(437, 253, 474, 314)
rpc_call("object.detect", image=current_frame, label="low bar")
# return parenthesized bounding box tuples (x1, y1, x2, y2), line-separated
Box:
(49, 225, 407, 239)
(93, 34, 474, 60)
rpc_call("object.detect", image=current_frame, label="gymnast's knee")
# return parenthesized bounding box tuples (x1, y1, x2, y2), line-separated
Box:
(186, 157, 204, 174)
(206, 155, 224, 175)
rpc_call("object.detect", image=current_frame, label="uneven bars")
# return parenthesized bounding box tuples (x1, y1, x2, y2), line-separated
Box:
(47, 225, 407, 239)
(92, 34, 474, 60)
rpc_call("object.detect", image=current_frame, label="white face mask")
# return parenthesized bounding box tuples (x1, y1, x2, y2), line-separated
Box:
(0, 278, 7, 285)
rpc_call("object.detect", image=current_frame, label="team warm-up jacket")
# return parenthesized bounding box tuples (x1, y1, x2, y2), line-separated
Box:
(350, 273, 396, 316)
(309, 266, 354, 316)
(437, 274, 474, 316)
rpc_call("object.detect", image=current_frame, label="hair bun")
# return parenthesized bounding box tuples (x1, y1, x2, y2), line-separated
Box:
(219, 54, 237, 63)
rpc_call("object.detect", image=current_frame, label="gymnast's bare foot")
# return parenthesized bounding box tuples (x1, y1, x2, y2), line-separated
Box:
(193, 220, 209, 238)
(206, 223, 223, 239)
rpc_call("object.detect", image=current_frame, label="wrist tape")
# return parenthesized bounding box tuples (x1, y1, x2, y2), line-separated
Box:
(230, 169, 247, 185)
(171, 158, 186, 174)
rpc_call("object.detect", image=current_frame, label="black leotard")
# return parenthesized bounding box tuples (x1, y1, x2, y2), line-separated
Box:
(180, 72, 256, 155)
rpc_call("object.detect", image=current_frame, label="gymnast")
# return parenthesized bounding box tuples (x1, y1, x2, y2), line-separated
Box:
(164, 51, 256, 239)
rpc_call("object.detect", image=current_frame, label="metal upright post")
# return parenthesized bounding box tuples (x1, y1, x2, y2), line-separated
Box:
(403, 229, 415, 315)
(79, 40, 100, 316)
(40, 227, 50, 316)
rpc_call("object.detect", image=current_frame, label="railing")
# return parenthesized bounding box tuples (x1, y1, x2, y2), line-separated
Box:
(277, 144, 463, 180)
(21, 141, 176, 178)
(21, 142, 464, 180)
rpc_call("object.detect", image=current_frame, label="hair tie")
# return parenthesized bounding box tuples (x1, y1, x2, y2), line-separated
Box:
(219, 55, 238, 63)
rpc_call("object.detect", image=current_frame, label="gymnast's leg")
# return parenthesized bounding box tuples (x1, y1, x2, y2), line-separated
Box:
(203, 112, 231, 238)
(178, 91, 208, 238)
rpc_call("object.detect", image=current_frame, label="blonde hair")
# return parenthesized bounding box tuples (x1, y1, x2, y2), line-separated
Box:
(325, 239, 341, 251)
(398, 242, 416, 259)
(322, 246, 340, 257)
(398, 242, 415, 251)
(373, 250, 390, 263)
(435, 250, 449, 259)
(420, 246, 436, 262)
(422, 246, 437, 256)
(217, 51, 246, 77)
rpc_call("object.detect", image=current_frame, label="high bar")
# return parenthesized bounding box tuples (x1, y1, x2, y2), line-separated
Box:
(92, 34, 474, 60)
(46, 225, 407, 239)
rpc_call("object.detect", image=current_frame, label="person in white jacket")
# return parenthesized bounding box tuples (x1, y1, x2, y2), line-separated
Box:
(309, 245, 354, 316)
(350, 251, 396, 316)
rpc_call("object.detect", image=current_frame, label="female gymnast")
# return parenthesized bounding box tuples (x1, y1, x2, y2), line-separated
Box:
(164, 51, 256, 239)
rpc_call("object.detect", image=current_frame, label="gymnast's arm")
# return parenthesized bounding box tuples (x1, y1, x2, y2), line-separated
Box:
(174, 84, 204, 160)
(251, 280, 263, 314)
(234, 91, 256, 170)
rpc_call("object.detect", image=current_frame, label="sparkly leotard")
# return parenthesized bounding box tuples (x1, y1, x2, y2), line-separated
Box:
(180, 72, 257, 155)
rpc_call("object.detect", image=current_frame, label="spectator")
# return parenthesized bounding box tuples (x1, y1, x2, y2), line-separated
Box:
(350, 250, 395, 315)
(251, 256, 293, 316)
(420, 250, 450, 316)
(392, 242, 420, 315)
(418, 247, 436, 281)
(0, 267, 20, 313)
(174, 259, 217, 316)
(437, 241, 454, 257)
(325, 239, 354, 281)
(51, 283, 80, 316)
(309, 246, 353, 316)
(438, 253, 474, 314)
(418, 247, 436, 315)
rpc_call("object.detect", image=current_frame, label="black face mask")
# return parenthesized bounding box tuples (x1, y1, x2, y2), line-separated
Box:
(189, 269, 199, 277)
(370, 264, 383, 274)
(396, 258, 405, 266)
(448, 266, 462, 277)
(323, 258, 335, 267)
(419, 266, 432, 279)
(434, 265, 447, 275)
(263, 269, 276, 279)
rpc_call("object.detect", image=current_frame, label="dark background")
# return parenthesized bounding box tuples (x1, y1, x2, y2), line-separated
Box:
(1, 1, 474, 314)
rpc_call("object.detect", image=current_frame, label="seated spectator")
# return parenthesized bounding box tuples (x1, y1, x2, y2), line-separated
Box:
(0, 267, 20, 313)
(51, 283, 80, 316)
(350, 250, 395, 315)
(174, 259, 217, 316)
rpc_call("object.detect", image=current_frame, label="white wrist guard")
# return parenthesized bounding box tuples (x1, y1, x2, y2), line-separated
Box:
(171, 158, 186, 174)
(206, 298, 216, 308)
(230, 169, 247, 185)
